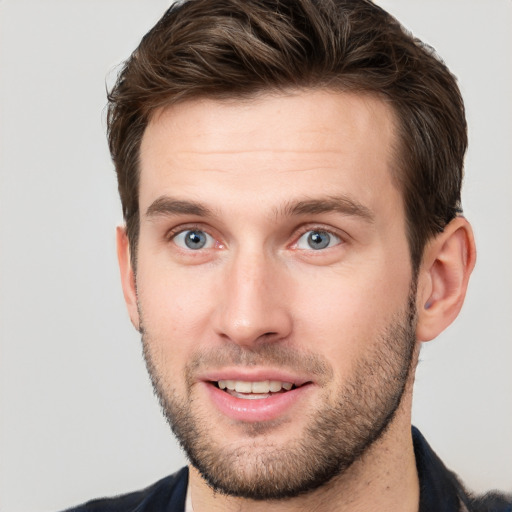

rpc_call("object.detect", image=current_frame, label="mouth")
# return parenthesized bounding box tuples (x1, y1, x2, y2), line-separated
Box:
(213, 379, 298, 399)
(201, 372, 314, 422)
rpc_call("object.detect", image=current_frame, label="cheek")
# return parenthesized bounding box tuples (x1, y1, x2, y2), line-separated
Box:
(291, 282, 374, 375)
(290, 260, 412, 371)
(136, 262, 217, 366)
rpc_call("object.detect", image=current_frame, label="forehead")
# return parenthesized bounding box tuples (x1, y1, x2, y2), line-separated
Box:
(138, 89, 401, 215)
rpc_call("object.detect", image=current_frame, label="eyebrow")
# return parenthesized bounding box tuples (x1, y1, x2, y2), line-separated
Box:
(279, 195, 375, 222)
(145, 196, 214, 218)
(145, 194, 374, 223)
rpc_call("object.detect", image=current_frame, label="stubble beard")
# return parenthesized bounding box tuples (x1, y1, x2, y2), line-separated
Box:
(139, 286, 418, 501)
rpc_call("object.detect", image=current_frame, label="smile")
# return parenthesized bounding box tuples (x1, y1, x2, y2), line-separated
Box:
(204, 377, 312, 422)
(216, 379, 295, 399)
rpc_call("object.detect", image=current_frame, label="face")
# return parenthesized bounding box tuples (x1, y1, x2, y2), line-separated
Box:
(125, 90, 418, 499)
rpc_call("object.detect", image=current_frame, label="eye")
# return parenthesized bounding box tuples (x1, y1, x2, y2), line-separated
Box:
(172, 229, 215, 250)
(295, 230, 341, 250)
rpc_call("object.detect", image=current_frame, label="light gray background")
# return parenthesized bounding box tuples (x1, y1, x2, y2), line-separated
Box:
(0, 1, 510, 511)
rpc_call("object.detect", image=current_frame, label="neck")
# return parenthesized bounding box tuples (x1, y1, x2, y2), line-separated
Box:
(188, 390, 420, 512)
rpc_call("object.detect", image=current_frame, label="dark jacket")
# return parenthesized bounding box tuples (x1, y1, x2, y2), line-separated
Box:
(64, 427, 511, 512)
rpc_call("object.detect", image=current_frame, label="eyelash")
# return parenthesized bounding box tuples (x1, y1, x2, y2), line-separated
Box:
(166, 224, 220, 249)
(291, 225, 345, 251)
(166, 223, 346, 253)
(166, 224, 204, 239)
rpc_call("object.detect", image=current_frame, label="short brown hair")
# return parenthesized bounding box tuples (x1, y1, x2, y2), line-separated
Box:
(107, 0, 466, 270)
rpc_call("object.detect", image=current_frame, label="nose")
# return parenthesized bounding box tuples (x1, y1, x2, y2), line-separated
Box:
(212, 250, 293, 347)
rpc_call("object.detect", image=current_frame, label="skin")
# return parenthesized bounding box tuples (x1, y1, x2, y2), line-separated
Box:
(117, 90, 476, 511)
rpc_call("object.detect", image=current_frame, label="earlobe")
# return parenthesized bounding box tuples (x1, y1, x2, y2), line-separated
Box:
(116, 226, 141, 332)
(416, 216, 476, 342)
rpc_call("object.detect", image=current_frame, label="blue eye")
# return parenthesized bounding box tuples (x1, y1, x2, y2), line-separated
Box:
(296, 230, 341, 250)
(173, 230, 214, 250)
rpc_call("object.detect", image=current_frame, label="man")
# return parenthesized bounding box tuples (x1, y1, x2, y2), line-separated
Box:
(66, 0, 510, 511)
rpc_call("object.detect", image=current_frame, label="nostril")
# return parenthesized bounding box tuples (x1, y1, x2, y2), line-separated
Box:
(258, 332, 279, 342)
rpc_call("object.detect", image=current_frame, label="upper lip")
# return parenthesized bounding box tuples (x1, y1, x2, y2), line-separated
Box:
(197, 368, 313, 387)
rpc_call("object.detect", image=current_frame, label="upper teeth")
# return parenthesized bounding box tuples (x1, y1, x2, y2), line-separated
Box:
(218, 380, 293, 393)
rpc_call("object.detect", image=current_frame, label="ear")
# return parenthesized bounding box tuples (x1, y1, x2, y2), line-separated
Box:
(116, 226, 141, 332)
(416, 216, 476, 342)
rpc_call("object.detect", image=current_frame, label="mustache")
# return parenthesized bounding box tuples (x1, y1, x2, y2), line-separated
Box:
(185, 342, 333, 384)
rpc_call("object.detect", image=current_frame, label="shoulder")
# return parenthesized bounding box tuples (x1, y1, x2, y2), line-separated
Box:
(465, 491, 512, 512)
(61, 466, 189, 512)
(412, 427, 511, 512)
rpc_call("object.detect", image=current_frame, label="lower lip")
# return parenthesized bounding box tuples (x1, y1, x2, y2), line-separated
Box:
(203, 382, 313, 423)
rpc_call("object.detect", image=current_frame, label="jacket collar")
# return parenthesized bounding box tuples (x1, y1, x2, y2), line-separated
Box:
(413, 426, 469, 512)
